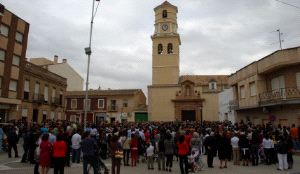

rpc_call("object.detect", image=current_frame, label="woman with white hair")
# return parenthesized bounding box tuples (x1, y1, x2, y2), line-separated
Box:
(190, 132, 202, 153)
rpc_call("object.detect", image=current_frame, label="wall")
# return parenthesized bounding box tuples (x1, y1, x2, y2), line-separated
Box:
(218, 88, 235, 123)
(48, 63, 84, 91)
(148, 85, 179, 121)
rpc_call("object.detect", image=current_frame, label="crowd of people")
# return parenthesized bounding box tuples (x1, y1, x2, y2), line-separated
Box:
(0, 119, 299, 174)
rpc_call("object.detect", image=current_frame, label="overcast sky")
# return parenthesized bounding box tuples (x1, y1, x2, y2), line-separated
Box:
(2, 0, 300, 94)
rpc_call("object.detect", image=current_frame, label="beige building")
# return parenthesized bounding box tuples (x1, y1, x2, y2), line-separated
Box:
(229, 46, 300, 126)
(21, 61, 67, 123)
(0, 6, 29, 122)
(65, 89, 147, 123)
(30, 55, 84, 91)
(148, 1, 228, 122)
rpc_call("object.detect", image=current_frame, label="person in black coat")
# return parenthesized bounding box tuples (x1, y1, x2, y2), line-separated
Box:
(7, 126, 18, 158)
(204, 132, 217, 168)
(21, 130, 30, 162)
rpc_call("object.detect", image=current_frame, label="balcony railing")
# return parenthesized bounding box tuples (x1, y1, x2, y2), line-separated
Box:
(33, 94, 44, 103)
(108, 105, 118, 111)
(259, 87, 300, 105)
(51, 97, 61, 106)
(229, 100, 239, 110)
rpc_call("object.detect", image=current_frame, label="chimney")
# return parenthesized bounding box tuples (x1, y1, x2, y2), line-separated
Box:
(54, 55, 58, 64)
(62, 59, 67, 63)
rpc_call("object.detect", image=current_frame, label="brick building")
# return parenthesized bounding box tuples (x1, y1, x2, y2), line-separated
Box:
(65, 89, 147, 123)
(229, 46, 300, 126)
(21, 61, 67, 123)
(0, 5, 29, 122)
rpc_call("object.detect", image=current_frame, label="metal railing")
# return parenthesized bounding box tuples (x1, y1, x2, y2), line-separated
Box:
(108, 105, 118, 111)
(229, 99, 239, 110)
(33, 94, 44, 103)
(259, 87, 300, 104)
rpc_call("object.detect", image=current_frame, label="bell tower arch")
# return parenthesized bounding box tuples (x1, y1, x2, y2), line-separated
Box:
(151, 1, 181, 85)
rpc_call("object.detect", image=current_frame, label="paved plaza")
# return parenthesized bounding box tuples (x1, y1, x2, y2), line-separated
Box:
(0, 146, 300, 174)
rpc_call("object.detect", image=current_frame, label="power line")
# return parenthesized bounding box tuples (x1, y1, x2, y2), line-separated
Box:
(274, 0, 300, 10)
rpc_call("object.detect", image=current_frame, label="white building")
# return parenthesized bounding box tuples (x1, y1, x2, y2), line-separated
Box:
(218, 88, 236, 123)
(30, 55, 84, 91)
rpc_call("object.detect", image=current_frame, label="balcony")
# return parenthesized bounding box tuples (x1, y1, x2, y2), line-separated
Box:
(32, 94, 44, 104)
(229, 100, 239, 110)
(51, 97, 61, 106)
(259, 87, 300, 106)
(108, 105, 118, 112)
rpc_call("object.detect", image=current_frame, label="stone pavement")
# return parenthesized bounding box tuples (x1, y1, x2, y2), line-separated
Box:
(0, 143, 299, 174)
(0, 155, 300, 174)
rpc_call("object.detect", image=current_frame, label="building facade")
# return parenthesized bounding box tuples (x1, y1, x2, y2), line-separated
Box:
(65, 89, 147, 123)
(21, 61, 67, 123)
(218, 88, 236, 123)
(148, 1, 229, 122)
(0, 6, 29, 122)
(30, 55, 84, 91)
(229, 47, 300, 126)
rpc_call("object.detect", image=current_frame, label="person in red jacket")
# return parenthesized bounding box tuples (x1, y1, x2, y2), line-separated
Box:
(52, 133, 67, 174)
(177, 135, 189, 174)
(130, 133, 139, 166)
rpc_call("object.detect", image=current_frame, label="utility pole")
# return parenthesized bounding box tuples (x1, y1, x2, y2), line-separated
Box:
(276, 29, 283, 50)
(84, 0, 100, 130)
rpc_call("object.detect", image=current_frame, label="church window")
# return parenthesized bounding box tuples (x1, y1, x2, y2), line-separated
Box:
(209, 80, 217, 90)
(158, 44, 163, 54)
(162, 10, 168, 18)
(167, 43, 173, 54)
(185, 85, 191, 96)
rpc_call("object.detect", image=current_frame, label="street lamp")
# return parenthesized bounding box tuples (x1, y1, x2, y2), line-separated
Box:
(84, 0, 101, 130)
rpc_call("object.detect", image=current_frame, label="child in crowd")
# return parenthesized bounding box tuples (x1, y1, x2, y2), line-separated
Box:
(146, 142, 154, 170)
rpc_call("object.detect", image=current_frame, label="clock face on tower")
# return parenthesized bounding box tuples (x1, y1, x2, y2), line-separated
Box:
(162, 24, 168, 31)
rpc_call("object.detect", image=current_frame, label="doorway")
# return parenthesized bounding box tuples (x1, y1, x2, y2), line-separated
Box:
(33, 109, 38, 123)
(181, 110, 196, 121)
(110, 117, 115, 123)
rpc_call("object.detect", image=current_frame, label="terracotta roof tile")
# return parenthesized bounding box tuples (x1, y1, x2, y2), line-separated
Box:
(66, 89, 143, 97)
(179, 75, 229, 85)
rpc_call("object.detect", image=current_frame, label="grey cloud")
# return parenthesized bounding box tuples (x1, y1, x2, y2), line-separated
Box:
(2, 0, 300, 94)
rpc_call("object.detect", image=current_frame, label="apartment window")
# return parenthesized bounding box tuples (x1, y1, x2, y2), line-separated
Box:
(0, 50, 5, 61)
(23, 80, 30, 100)
(249, 82, 256, 96)
(21, 109, 28, 117)
(0, 24, 9, 37)
(59, 91, 63, 105)
(9, 80, 17, 91)
(57, 112, 62, 120)
(209, 81, 217, 90)
(123, 99, 128, 107)
(271, 75, 285, 90)
(44, 86, 48, 102)
(12, 55, 20, 66)
(240, 85, 245, 99)
(70, 115, 77, 122)
(15, 32, 23, 43)
(71, 99, 77, 109)
(84, 99, 91, 111)
(0, 77, 2, 95)
(110, 100, 116, 110)
(52, 88, 56, 102)
(162, 10, 168, 18)
(296, 72, 300, 88)
(98, 99, 105, 108)
(34, 82, 40, 100)
(50, 112, 55, 120)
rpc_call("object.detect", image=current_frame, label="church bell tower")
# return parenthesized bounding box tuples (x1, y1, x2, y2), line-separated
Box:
(151, 1, 181, 85)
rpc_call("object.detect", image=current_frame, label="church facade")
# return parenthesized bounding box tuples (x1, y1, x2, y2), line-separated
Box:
(148, 1, 229, 122)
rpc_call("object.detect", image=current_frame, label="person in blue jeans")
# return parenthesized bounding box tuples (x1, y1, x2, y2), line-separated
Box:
(81, 131, 98, 174)
(71, 131, 81, 163)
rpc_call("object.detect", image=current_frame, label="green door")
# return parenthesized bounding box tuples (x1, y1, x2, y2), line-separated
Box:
(135, 112, 148, 122)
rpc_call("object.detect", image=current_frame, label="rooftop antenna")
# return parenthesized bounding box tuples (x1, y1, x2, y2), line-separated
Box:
(276, 29, 283, 50)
